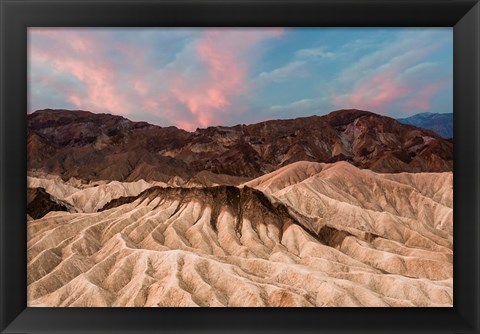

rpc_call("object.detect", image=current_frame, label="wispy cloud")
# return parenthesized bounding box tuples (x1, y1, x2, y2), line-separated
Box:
(30, 29, 147, 117)
(295, 47, 336, 60)
(255, 46, 335, 85)
(331, 30, 452, 117)
(256, 60, 308, 84)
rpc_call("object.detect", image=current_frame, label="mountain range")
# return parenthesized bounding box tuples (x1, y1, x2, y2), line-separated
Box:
(397, 112, 453, 138)
(28, 109, 453, 184)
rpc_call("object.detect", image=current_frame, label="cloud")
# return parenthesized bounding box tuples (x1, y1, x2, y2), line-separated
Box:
(156, 28, 284, 129)
(295, 47, 335, 59)
(29, 28, 283, 130)
(29, 28, 452, 129)
(330, 30, 452, 117)
(256, 61, 308, 84)
(406, 80, 449, 111)
(337, 36, 384, 55)
(260, 29, 451, 120)
(255, 46, 335, 86)
(29, 29, 138, 117)
(185, 30, 280, 126)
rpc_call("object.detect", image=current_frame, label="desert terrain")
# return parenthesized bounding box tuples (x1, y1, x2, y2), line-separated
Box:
(27, 109, 453, 307)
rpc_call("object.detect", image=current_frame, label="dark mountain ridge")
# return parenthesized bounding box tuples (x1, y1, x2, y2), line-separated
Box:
(27, 108, 453, 182)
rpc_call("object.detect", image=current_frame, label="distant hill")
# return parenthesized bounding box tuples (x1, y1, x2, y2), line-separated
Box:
(397, 112, 452, 139)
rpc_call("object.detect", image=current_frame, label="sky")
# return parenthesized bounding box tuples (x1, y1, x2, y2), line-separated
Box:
(29, 27, 453, 131)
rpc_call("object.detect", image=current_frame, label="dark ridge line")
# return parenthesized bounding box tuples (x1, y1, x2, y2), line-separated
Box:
(96, 184, 378, 251)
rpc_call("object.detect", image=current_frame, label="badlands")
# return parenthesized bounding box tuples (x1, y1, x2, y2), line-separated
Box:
(27, 161, 453, 307)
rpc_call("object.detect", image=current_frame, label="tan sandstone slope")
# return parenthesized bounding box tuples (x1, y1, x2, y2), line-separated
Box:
(27, 161, 453, 307)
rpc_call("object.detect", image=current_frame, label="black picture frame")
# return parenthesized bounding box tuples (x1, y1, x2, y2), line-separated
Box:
(1, 0, 479, 333)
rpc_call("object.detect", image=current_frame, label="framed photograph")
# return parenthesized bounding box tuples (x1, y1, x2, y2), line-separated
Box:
(1, 0, 479, 333)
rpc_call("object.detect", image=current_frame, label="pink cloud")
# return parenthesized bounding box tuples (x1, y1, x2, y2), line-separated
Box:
(29, 28, 283, 130)
(168, 29, 284, 129)
(30, 29, 133, 116)
(333, 66, 448, 117)
(333, 68, 410, 111)
(406, 80, 448, 111)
